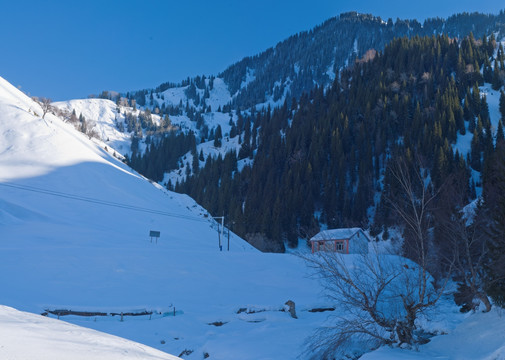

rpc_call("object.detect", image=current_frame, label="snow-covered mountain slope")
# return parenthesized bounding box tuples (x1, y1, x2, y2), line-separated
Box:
(152, 75, 287, 115)
(52, 90, 239, 162)
(136, 11, 505, 114)
(0, 75, 323, 358)
(53, 98, 136, 155)
(454, 83, 504, 156)
(157, 77, 231, 112)
(163, 135, 250, 186)
(0, 305, 180, 360)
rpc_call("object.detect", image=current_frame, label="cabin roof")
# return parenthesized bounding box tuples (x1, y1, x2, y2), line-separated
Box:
(310, 228, 367, 241)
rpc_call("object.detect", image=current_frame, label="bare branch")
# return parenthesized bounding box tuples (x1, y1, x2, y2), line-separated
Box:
(302, 156, 450, 356)
(37, 97, 53, 119)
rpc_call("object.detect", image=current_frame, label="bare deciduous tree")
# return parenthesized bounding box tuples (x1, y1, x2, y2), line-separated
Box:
(385, 156, 439, 271)
(384, 157, 450, 342)
(446, 208, 492, 312)
(303, 249, 445, 359)
(302, 157, 449, 359)
(303, 250, 398, 359)
(39, 97, 53, 119)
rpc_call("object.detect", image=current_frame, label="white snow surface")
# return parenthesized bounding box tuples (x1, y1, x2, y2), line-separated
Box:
(0, 305, 180, 360)
(53, 98, 135, 155)
(52, 80, 238, 163)
(481, 84, 503, 138)
(454, 83, 502, 156)
(159, 78, 231, 112)
(0, 75, 322, 359)
(361, 307, 505, 360)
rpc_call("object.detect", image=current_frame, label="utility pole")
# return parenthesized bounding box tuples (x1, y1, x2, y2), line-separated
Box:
(221, 215, 224, 251)
(213, 216, 225, 251)
(228, 221, 235, 252)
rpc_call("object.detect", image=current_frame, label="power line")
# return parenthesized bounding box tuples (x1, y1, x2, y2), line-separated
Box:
(0, 181, 208, 223)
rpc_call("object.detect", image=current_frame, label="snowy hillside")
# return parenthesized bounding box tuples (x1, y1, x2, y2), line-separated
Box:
(52, 84, 240, 162)
(454, 82, 504, 156)
(53, 98, 138, 156)
(0, 305, 180, 360)
(0, 75, 322, 359)
(163, 135, 252, 186)
(156, 77, 231, 112)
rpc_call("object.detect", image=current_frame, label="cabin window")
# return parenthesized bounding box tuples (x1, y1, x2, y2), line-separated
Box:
(336, 241, 344, 251)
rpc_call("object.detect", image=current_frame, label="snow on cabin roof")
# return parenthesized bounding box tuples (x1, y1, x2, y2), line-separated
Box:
(310, 228, 365, 241)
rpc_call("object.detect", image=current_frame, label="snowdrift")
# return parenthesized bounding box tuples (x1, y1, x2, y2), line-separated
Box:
(0, 305, 180, 360)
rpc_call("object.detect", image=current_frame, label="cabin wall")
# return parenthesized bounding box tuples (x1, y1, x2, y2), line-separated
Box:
(348, 232, 369, 254)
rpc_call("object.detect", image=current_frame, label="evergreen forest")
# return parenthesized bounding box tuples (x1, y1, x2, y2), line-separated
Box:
(174, 34, 504, 252)
(120, 13, 505, 308)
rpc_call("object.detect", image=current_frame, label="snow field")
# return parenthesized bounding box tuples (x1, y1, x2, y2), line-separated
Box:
(0, 305, 180, 360)
(0, 75, 326, 359)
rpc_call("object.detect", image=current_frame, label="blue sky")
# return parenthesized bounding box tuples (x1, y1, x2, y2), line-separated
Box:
(1, 0, 503, 100)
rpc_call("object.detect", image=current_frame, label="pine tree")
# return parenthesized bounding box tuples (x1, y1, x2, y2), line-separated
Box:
(470, 129, 481, 171)
(480, 95, 490, 124)
(463, 95, 472, 121)
(492, 60, 503, 90)
(497, 120, 505, 144)
(192, 153, 200, 175)
(500, 91, 505, 121)
(471, 84, 481, 115)
(482, 143, 505, 306)
(483, 57, 493, 83)
(213, 125, 222, 147)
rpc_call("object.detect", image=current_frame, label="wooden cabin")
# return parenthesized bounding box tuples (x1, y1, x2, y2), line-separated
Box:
(310, 228, 370, 254)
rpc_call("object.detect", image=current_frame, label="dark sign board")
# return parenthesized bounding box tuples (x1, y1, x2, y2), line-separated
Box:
(149, 231, 160, 238)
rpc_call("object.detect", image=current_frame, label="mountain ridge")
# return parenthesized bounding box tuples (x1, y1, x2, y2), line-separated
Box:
(121, 10, 505, 113)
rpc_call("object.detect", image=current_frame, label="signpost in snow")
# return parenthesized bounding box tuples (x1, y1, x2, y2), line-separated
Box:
(149, 230, 160, 244)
